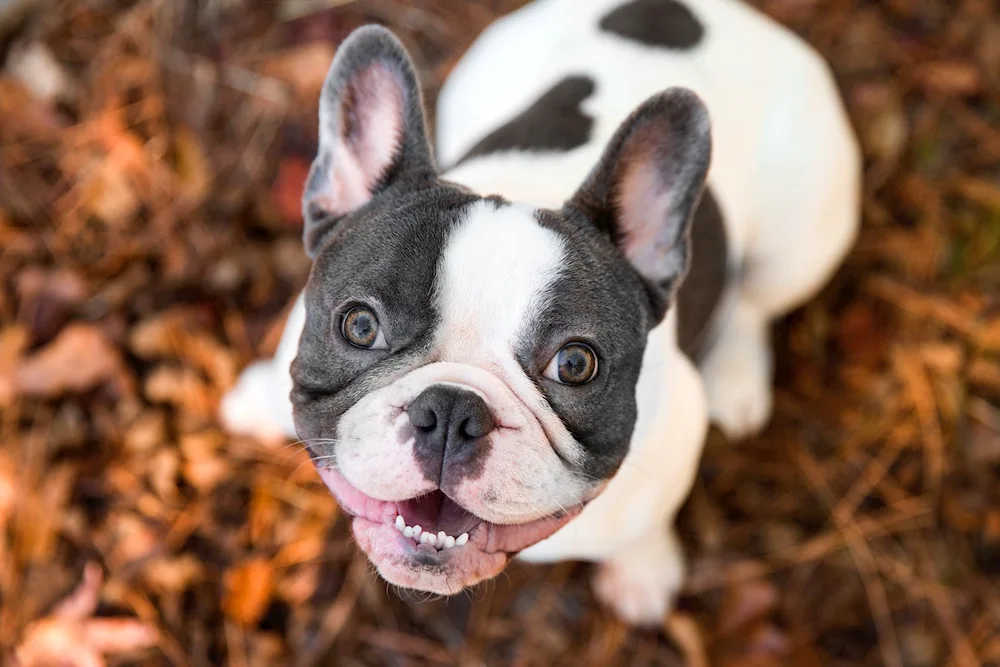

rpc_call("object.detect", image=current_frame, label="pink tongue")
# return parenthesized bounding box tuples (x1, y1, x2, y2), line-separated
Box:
(484, 510, 580, 553)
(398, 490, 481, 536)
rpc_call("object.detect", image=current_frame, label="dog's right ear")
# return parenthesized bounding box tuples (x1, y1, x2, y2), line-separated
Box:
(302, 26, 437, 258)
(564, 88, 711, 321)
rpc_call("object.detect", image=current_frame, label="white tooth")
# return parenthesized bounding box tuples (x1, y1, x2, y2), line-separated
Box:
(426, 533, 437, 547)
(456, 533, 469, 546)
(395, 515, 405, 531)
(412, 525, 422, 539)
(444, 535, 456, 549)
(419, 532, 429, 545)
(437, 531, 447, 544)
(403, 526, 413, 538)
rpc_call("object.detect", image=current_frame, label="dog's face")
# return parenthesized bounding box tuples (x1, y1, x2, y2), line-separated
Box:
(290, 26, 711, 595)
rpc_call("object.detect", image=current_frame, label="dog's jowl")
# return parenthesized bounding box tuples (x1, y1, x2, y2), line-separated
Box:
(221, 0, 861, 624)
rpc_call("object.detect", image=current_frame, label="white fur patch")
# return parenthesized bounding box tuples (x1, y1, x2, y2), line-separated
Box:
(435, 200, 565, 361)
(434, 199, 588, 462)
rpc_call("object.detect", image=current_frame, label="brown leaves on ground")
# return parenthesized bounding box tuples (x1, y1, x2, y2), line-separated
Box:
(12, 563, 158, 667)
(8, 324, 129, 400)
(223, 557, 277, 627)
(1, 0, 999, 665)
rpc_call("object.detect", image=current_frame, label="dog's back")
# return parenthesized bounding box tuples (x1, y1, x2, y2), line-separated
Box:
(437, 0, 847, 238)
(434, 0, 861, 438)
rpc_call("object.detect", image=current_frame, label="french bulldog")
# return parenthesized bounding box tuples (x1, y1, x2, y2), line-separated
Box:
(221, 0, 860, 624)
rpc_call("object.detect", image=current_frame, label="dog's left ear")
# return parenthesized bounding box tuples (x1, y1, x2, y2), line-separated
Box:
(302, 26, 437, 257)
(565, 88, 711, 320)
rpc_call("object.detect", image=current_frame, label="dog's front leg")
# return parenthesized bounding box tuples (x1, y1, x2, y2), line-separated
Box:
(220, 293, 304, 440)
(592, 523, 686, 626)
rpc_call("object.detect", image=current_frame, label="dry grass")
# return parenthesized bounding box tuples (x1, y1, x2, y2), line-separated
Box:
(1, 0, 998, 665)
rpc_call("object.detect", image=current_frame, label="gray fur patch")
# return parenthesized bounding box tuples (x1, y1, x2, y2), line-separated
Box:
(676, 188, 730, 362)
(599, 0, 705, 50)
(454, 76, 596, 165)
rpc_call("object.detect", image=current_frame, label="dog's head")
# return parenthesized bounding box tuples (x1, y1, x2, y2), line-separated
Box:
(290, 25, 711, 594)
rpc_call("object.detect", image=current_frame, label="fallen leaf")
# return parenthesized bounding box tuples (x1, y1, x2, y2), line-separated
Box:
(174, 126, 212, 204)
(0, 451, 18, 531)
(258, 42, 336, 102)
(916, 61, 982, 97)
(851, 81, 908, 166)
(83, 157, 141, 227)
(15, 267, 87, 343)
(14, 563, 158, 667)
(106, 513, 160, 568)
(130, 311, 237, 388)
(15, 323, 126, 398)
(271, 156, 310, 227)
(665, 612, 709, 667)
(223, 557, 276, 626)
(717, 580, 780, 636)
(124, 410, 167, 454)
(180, 430, 228, 492)
(144, 365, 213, 418)
(278, 564, 319, 606)
(142, 555, 204, 594)
(0, 324, 30, 406)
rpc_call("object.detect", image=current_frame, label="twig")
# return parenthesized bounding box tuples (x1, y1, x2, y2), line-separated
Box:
(892, 348, 946, 500)
(797, 450, 904, 667)
(294, 555, 367, 667)
(833, 424, 912, 524)
(355, 626, 455, 664)
(871, 544, 980, 667)
(685, 498, 933, 593)
(867, 276, 985, 345)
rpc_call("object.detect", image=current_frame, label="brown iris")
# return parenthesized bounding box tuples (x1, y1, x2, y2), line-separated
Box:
(556, 343, 598, 385)
(342, 306, 380, 348)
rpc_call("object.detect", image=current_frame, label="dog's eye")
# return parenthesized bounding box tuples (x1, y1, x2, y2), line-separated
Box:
(544, 343, 598, 385)
(341, 306, 387, 350)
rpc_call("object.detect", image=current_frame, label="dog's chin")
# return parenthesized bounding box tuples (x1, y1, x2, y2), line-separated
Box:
(317, 466, 580, 594)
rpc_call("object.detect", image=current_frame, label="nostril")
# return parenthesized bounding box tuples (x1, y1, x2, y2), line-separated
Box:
(458, 418, 477, 440)
(410, 408, 437, 432)
(459, 409, 494, 440)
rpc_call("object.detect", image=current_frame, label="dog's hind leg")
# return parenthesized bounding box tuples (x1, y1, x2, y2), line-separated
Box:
(700, 51, 861, 440)
(699, 296, 773, 439)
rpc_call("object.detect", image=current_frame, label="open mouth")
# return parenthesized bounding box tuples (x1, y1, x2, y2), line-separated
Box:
(393, 490, 478, 551)
(316, 465, 579, 575)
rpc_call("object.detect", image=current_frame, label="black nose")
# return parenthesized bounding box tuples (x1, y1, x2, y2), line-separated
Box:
(407, 385, 495, 483)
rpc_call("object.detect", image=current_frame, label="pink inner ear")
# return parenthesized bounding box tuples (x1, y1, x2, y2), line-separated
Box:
(616, 155, 676, 268)
(328, 63, 404, 215)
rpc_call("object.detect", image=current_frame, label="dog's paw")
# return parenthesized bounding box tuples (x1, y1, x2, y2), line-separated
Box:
(219, 360, 296, 440)
(703, 358, 773, 440)
(592, 530, 685, 626)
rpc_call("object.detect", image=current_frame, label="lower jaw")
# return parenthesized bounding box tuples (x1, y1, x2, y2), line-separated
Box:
(318, 466, 581, 593)
(351, 517, 508, 595)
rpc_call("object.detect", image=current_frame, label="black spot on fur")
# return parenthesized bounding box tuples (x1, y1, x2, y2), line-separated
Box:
(455, 76, 596, 164)
(599, 0, 705, 50)
(676, 188, 730, 362)
(410, 551, 449, 569)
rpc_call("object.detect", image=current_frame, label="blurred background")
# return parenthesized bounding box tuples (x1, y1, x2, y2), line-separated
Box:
(1, 0, 999, 665)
